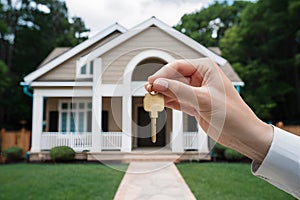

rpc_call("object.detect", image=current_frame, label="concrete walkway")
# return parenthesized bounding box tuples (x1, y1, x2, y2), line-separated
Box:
(114, 162, 196, 200)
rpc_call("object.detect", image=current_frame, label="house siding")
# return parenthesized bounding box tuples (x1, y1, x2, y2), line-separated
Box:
(101, 27, 205, 84)
(37, 31, 122, 81)
(36, 27, 205, 83)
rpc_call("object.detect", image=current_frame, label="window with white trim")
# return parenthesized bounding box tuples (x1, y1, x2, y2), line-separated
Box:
(77, 60, 94, 78)
(59, 100, 92, 132)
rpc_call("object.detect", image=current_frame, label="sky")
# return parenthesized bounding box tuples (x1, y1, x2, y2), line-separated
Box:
(65, 0, 216, 36)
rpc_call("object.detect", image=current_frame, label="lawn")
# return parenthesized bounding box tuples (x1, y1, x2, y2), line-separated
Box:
(177, 162, 296, 200)
(0, 163, 127, 200)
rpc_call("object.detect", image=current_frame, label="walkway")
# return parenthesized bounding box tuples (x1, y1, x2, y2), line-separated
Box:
(114, 162, 196, 200)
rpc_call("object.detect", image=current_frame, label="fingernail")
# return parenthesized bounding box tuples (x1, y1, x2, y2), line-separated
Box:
(154, 79, 168, 90)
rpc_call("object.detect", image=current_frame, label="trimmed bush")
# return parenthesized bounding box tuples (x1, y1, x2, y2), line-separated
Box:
(224, 148, 245, 161)
(212, 143, 227, 159)
(3, 146, 23, 161)
(50, 146, 75, 162)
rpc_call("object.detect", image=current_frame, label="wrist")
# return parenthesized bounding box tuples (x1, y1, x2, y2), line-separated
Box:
(234, 119, 274, 163)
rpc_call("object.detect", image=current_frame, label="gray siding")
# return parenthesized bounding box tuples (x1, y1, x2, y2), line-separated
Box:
(101, 27, 205, 83)
(37, 27, 205, 83)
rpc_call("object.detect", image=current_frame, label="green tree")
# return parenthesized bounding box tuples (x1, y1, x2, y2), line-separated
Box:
(220, 0, 300, 122)
(0, 0, 89, 129)
(175, 1, 251, 47)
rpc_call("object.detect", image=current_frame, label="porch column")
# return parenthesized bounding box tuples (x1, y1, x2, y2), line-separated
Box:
(91, 58, 102, 152)
(171, 110, 184, 152)
(198, 125, 209, 153)
(31, 93, 44, 152)
(121, 93, 132, 152)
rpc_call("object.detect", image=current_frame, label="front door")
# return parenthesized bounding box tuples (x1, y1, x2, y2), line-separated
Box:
(137, 106, 166, 147)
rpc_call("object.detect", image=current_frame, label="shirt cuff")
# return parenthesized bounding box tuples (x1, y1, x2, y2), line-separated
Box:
(251, 126, 300, 198)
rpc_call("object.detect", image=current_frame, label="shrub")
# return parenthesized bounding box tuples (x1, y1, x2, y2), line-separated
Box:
(3, 146, 23, 161)
(224, 148, 245, 161)
(50, 146, 75, 162)
(212, 143, 227, 159)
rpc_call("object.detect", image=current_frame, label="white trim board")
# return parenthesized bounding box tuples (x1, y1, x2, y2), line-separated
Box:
(30, 82, 93, 87)
(34, 88, 92, 97)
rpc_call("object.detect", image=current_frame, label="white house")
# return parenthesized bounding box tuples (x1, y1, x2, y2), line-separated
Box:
(22, 17, 244, 161)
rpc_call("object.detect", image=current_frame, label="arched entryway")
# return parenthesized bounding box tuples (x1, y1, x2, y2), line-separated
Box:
(131, 57, 172, 149)
(122, 50, 178, 151)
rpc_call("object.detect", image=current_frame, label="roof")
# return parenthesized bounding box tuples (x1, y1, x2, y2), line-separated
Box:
(209, 47, 243, 84)
(23, 17, 244, 86)
(78, 17, 228, 69)
(208, 47, 221, 55)
(38, 47, 70, 68)
(24, 22, 127, 84)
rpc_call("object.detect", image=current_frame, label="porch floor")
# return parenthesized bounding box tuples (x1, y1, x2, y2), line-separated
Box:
(29, 148, 210, 163)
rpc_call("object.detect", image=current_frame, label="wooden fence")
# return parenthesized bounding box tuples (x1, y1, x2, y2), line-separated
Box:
(282, 125, 300, 136)
(1, 128, 31, 154)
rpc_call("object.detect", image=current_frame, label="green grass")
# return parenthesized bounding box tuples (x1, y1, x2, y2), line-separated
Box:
(177, 162, 296, 200)
(0, 163, 127, 200)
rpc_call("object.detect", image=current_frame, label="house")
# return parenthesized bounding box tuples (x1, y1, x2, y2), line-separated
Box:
(22, 17, 244, 161)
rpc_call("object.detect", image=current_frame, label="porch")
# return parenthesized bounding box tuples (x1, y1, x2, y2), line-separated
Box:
(39, 131, 202, 152)
(31, 131, 210, 162)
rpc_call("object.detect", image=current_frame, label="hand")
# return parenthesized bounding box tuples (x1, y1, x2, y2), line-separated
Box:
(146, 58, 273, 163)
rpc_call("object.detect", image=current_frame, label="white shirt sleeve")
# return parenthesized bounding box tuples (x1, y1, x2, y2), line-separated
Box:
(252, 126, 300, 198)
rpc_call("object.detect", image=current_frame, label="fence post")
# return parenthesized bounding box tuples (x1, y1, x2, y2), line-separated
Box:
(1, 128, 5, 151)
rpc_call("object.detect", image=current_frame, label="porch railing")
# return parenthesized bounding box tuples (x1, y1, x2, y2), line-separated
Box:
(101, 132, 122, 150)
(41, 132, 92, 152)
(41, 132, 122, 151)
(183, 132, 198, 150)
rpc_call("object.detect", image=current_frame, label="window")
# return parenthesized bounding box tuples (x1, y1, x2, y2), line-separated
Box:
(78, 61, 94, 77)
(59, 100, 92, 132)
(187, 115, 198, 132)
(80, 65, 87, 74)
(183, 113, 198, 132)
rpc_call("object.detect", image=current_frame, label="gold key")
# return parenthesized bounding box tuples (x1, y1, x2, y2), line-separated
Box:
(143, 92, 164, 143)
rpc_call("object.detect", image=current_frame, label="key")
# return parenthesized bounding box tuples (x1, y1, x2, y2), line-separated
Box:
(143, 92, 164, 143)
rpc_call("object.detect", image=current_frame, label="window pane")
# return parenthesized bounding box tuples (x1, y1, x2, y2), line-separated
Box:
(70, 112, 75, 132)
(81, 65, 87, 74)
(188, 115, 198, 132)
(90, 61, 94, 74)
(88, 102, 92, 109)
(61, 103, 68, 109)
(79, 102, 85, 109)
(87, 111, 92, 132)
(61, 112, 67, 132)
(78, 112, 84, 132)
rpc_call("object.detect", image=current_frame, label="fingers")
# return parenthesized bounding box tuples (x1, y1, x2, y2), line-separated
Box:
(151, 78, 201, 110)
(164, 97, 200, 117)
(148, 58, 214, 85)
(148, 60, 195, 84)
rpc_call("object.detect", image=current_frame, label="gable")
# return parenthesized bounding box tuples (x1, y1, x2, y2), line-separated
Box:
(101, 26, 205, 84)
(37, 31, 121, 81)
(25, 17, 243, 86)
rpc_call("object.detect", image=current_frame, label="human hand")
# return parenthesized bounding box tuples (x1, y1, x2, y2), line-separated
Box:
(146, 58, 273, 163)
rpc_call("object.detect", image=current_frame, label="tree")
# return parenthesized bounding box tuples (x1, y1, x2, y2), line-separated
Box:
(174, 1, 251, 47)
(0, 0, 89, 129)
(220, 0, 300, 122)
(176, 0, 300, 122)
(12, 0, 89, 75)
